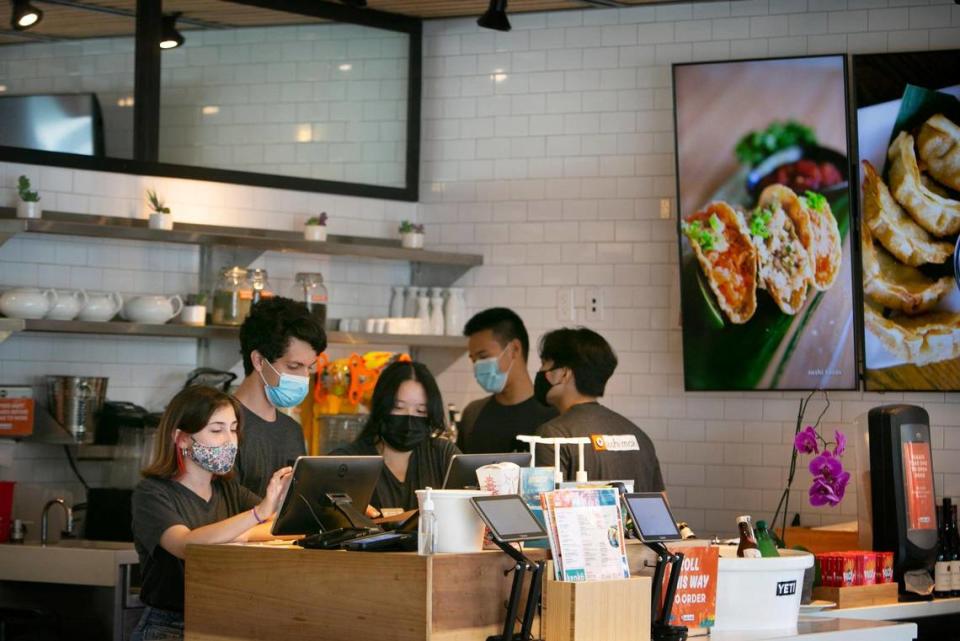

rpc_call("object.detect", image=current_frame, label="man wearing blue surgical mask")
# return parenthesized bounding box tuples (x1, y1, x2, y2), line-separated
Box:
(233, 298, 326, 496)
(459, 308, 557, 453)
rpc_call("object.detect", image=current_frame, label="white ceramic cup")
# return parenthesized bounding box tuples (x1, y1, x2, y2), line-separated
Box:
(180, 305, 206, 326)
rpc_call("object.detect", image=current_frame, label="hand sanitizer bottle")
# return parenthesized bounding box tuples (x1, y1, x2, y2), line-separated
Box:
(419, 487, 437, 556)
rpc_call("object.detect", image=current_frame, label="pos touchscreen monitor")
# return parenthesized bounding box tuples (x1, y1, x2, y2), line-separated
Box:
(442, 452, 532, 489)
(271, 456, 382, 536)
(470, 495, 547, 543)
(623, 493, 682, 543)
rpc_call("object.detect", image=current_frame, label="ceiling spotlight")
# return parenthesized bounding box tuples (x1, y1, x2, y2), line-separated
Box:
(160, 12, 185, 49)
(11, 0, 43, 31)
(478, 0, 510, 32)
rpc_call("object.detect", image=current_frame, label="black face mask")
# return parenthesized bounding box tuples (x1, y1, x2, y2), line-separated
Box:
(534, 369, 559, 407)
(381, 414, 432, 452)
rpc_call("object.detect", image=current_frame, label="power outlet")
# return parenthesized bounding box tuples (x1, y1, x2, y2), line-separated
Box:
(659, 198, 671, 219)
(557, 288, 575, 322)
(585, 286, 603, 322)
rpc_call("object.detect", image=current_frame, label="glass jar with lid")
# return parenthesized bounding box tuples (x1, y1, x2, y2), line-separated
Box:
(250, 268, 274, 305)
(212, 266, 252, 326)
(291, 272, 328, 326)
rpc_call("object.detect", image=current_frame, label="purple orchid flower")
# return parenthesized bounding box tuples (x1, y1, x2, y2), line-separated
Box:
(794, 425, 819, 455)
(833, 430, 846, 457)
(809, 470, 851, 507)
(809, 451, 843, 479)
(809, 476, 840, 507)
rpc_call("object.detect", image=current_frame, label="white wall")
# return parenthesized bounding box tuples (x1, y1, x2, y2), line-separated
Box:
(416, 0, 960, 537)
(2, 0, 959, 538)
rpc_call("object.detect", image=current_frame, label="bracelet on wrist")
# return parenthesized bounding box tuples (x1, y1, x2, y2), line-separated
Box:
(252, 506, 267, 524)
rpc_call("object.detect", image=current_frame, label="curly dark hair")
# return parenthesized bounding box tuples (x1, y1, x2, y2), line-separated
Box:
(239, 297, 327, 375)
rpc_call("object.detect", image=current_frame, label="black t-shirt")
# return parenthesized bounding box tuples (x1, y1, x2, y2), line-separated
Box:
(131, 476, 260, 612)
(535, 403, 665, 493)
(331, 436, 460, 511)
(457, 395, 558, 454)
(235, 404, 306, 497)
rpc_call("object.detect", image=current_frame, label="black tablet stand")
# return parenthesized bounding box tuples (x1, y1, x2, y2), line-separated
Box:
(646, 541, 688, 641)
(295, 492, 379, 549)
(487, 539, 544, 641)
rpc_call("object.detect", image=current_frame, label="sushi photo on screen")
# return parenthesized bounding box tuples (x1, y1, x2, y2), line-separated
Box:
(853, 49, 960, 392)
(673, 55, 857, 391)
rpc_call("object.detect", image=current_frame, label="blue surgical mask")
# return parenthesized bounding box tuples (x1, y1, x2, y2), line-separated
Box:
(259, 360, 310, 408)
(473, 350, 511, 394)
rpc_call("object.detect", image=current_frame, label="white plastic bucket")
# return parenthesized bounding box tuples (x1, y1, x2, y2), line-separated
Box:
(415, 489, 490, 553)
(713, 546, 813, 631)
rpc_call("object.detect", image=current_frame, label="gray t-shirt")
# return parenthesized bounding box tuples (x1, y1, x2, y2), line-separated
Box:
(535, 403, 665, 492)
(131, 476, 260, 612)
(235, 404, 306, 497)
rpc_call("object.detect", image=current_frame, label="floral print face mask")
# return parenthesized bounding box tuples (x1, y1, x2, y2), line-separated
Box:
(186, 436, 237, 475)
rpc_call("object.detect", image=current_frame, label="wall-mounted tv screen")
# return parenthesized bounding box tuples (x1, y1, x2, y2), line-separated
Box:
(853, 49, 960, 392)
(673, 55, 857, 391)
(0, 93, 104, 156)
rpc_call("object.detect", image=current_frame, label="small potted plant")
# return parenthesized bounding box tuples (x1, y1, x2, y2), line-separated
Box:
(16, 175, 41, 219)
(181, 293, 207, 326)
(399, 220, 425, 249)
(146, 189, 173, 230)
(304, 212, 328, 241)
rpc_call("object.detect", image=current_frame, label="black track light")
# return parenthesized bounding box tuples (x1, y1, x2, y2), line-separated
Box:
(340, 0, 367, 6)
(160, 12, 185, 50)
(478, 0, 510, 32)
(11, 0, 43, 31)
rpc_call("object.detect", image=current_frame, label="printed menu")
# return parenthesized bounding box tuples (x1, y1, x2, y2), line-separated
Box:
(540, 488, 630, 582)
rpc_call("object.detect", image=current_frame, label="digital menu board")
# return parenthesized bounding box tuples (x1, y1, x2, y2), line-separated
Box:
(853, 49, 960, 392)
(673, 55, 857, 391)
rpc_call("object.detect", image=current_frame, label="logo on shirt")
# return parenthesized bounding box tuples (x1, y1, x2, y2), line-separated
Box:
(590, 434, 640, 452)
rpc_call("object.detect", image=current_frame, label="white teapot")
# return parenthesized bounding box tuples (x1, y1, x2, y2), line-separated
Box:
(122, 295, 183, 324)
(46, 289, 88, 321)
(0, 288, 58, 319)
(78, 291, 123, 322)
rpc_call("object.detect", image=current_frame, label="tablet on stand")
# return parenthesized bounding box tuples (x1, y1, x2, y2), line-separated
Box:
(622, 492, 688, 641)
(470, 495, 548, 641)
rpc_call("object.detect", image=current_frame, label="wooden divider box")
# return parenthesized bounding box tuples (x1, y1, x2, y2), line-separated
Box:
(812, 582, 899, 609)
(185, 543, 544, 641)
(542, 572, 652, 641)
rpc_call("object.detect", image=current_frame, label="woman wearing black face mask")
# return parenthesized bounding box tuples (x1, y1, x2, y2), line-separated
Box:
(330, 361, 460, 512)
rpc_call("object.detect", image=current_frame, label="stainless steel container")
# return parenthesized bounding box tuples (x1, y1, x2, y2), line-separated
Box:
(46, 376, 108, 438)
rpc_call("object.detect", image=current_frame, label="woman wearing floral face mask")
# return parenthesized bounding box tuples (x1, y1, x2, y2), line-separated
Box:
(131, 386, 292, 641)
(332, 361, 459, 512)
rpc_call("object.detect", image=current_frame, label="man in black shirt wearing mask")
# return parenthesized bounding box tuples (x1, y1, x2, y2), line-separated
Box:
(534, 327, 664, 494)
(332, 361, 459, 511)
(459, 308, 557, 453)
(233, 298, 327, 497)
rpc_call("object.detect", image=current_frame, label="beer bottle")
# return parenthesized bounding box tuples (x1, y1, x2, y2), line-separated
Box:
(737, 515, 761, 558)
(755, 520, 780, 558)
(934, 500, 951, 598)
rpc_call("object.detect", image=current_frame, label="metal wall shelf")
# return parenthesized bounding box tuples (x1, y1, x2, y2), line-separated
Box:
(7, 318, 468, 349)
(0, 209, 483, 267)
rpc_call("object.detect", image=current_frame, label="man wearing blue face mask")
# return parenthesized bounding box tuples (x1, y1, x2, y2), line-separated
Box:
(458, 308, 557, 453)
(233, 298, 326, 497)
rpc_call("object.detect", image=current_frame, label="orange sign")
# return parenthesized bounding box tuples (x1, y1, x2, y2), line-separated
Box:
(902, 441, 935, 531)
(0, 398, 34, 437)
(663, 545, 719, 629)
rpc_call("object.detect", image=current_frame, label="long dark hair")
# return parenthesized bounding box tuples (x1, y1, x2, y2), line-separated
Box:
(356, 361, 446, 445)
(142, 386, 244, 479)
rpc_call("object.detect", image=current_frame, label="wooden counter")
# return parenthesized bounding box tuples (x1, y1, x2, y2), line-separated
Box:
(184, 543, 540, 641)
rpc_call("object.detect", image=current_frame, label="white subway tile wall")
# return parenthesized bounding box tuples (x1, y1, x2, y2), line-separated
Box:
(2, 0, 960, 537)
